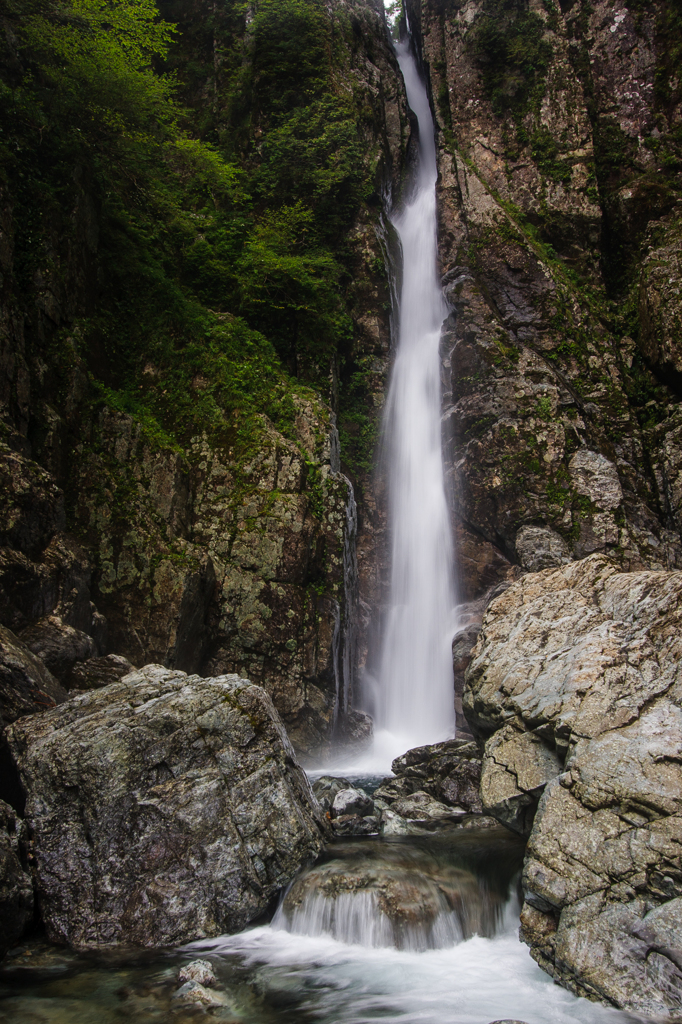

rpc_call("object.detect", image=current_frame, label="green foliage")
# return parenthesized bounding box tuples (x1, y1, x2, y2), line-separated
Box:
(19, 0, 177, 143)
(251, 0, 327, 115)
(338, 367, 380, 476)
(0, 0, 376, 471)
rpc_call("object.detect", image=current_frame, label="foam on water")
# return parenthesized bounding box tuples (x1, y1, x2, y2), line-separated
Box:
(189, 908, 631, 1024)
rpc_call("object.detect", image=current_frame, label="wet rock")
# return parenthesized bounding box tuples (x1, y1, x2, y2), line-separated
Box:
(391, 791, 466, 827)
(336, 708, 373, 752)
(311, 775, 353, 814)
(173, 980, 226, 1006)
(278, 838, 509, 950)
(177, 959, 217, 988)
(331, 814, 380, 837)
(373, 776, 419, 804)
(464, 554, 682, 1019)
(390, 738, 482, 813)
(0, 799, 33, 957)
(514, 526, 572, 573)
(459, 815, 500, 830)
(19, 614, 98, 681)
(331, 787, 374, 818)
(66, 654, 134, 691)
(6, 664, 327, 950)
(0, 623, 67, 724)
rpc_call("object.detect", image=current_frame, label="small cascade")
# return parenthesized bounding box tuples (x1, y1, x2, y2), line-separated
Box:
(271, 837, 516, 952)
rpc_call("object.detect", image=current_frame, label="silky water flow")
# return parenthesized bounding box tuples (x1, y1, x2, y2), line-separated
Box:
(370, 37, 457, 766)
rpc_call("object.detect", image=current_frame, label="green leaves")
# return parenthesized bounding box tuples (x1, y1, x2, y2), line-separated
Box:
(21, 0, 177, 141)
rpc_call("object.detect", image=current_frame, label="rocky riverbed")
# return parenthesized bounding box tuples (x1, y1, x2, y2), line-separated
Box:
(0, 828, 631, 1024)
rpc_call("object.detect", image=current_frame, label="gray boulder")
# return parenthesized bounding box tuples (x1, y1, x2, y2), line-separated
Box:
(67, 654, 134, 690)
(391, 791, 466, 826)
(331, 814, 380, 837)
(19, 614, 98, 681)
(0, 623, 67, 725)
(0, 799, 34, 956)
(331, 787, 374, 818)
(6, 664, 327, 950)
(312, 775, 353, 814)
(390, 738, 483, 813)
(464, 554, 682, 1020)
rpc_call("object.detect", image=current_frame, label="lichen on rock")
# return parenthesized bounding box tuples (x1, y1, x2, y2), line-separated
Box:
(6, 664, 328, 950)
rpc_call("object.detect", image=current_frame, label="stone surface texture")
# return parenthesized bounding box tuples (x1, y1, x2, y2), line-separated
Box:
(464, 554, 682, 1018)
(404, 0, 682, 603)
(0, 799, 33, 956)
(390, 739, 483, 813)
(6, 665, 328, 950)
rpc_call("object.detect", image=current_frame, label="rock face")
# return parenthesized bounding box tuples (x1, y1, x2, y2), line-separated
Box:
(404, 0, 682, 604)
(464, 555, 682, 1019)
(0, 799, 33, 955)
(0, 0, 411, 761)
(390, 739, 483, 813)
(6, 665, 327, 950)
(0, 624, 67, 727)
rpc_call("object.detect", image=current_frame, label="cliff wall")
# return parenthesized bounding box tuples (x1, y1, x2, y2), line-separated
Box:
(0, 0, 408, 760)
(407, 0, 682, 601)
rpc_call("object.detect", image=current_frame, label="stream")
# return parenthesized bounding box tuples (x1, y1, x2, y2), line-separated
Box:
(0, 824, 634, 1024)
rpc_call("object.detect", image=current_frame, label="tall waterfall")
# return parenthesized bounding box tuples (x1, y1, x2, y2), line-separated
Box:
(373, 36, 456, 764)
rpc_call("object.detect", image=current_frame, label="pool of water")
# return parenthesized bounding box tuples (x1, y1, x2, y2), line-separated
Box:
(0, 830, 639, 1024)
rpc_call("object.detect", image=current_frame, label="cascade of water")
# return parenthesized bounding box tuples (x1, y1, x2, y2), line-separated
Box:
(371, 35, 457, 763)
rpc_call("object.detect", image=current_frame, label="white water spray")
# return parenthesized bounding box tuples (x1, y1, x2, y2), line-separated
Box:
(371, 37, 456, 765)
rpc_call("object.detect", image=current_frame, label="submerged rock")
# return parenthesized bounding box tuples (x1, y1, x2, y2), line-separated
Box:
(6, 664, 327, 950)
(464, 554, 682, 1020)
(276, 838, 511, 950)
(177, 959, 217, 987)
(173, 980, 227, 1006)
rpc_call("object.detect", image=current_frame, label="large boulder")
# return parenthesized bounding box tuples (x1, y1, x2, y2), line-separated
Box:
(5, 664, 328, 950)
(0, 623, 68, 725)
(390, 738, 483, 813)
(19, 614, 98, 681)
(463, 554, 682, 1020)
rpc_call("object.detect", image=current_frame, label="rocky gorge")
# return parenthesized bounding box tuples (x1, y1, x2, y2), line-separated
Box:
(1, 0, 682, 1021)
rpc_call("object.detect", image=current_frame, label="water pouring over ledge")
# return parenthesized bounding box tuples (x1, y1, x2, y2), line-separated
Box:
(367, 36, 457, 769)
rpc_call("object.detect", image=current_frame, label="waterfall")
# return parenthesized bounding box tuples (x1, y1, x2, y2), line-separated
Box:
(371, 35, 457, 764)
